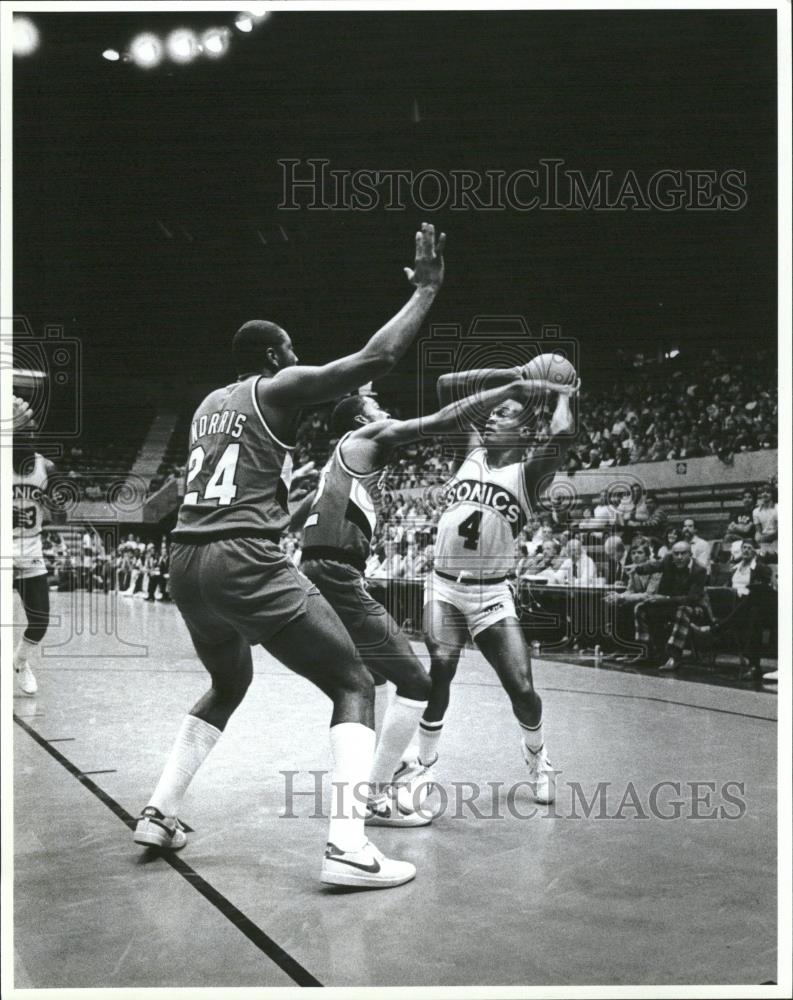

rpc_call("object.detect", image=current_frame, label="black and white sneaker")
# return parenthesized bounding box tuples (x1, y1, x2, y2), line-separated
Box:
(365, 789, 432, 828)
(133, 806, 187, 850)
(321, 840, 415, 888)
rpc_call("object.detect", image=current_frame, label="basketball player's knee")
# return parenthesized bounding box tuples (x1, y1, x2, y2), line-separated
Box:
(397, 661, 431, 701)
(335, 663, 375, 700)
(512, 681, 541, 716)
(430, 653, 459, 684)
(213, 670, 252, 706)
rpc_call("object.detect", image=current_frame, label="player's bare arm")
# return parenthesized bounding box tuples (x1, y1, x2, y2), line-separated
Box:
(261, 223, 445, 412)
(345, 377, 556, 475)
(522, 383, 578, 504)
(436, 367, 524, 408)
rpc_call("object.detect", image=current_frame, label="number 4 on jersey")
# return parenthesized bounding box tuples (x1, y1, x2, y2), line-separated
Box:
(457, 510, 482, 550)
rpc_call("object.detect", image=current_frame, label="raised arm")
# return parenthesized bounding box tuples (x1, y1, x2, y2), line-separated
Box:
(353, 377, 555, 464)
(263, 223, 445, 409)
(436, 367, 523, 407)
(522, 386, 578, 504)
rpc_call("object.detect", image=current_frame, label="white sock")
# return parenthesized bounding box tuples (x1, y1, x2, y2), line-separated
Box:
(519, 719, 544, 754)
(417, 718, 444, 766)
(328, 722, 375, 852)
(370, 695, 427, 791)
(148, 715, 222, 817)
(14, 636, 38, 665)
(374, 682, 391, 738)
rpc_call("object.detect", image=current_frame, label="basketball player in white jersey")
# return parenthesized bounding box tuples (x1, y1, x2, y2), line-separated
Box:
(11, 396, 54, 696)
(406, 369, 578, 803)
(297, 375, 556, 826)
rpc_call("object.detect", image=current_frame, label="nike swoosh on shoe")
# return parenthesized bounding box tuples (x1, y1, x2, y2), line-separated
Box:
(328, 855, 381, 874)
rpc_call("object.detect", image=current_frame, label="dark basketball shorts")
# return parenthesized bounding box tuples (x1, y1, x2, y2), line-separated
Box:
(300, 558, 405, 661)
(170, 537, 319, 646)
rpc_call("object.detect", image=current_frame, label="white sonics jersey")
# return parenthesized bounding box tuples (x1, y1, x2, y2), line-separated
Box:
(434, 447, 530, 579)
(13, 453, 49, 562)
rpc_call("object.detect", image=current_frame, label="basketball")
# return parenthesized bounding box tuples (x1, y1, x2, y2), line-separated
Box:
(523, 352, 577, 387)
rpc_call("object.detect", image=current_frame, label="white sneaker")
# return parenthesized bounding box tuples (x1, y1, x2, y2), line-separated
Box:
(392, 756, 437, 815)
(14, 661, 38, 697)
(521, 741, 556, 804)
(133, 806, 187, 850)
(762, 670, 778, 682)
(365, 790, 432, 828)
(321, 839, 415, 889)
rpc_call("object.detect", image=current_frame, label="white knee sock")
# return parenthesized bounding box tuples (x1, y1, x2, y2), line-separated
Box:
(14, 636, 39, 665)
(370, 695, 427, 791)
(374, 681, 391, 738)
(519, 719, 544, 754)
(417, 717, 444, 765)
(148, 715, 222, 817)
(328, 722, 375, 852)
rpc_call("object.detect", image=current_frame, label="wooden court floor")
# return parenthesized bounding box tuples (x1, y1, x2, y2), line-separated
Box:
(10, 592, 777, 988)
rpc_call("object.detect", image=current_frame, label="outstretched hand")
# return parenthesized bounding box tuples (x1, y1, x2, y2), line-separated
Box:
(404, 222, 446, 291)
(12, 395, 36, 432)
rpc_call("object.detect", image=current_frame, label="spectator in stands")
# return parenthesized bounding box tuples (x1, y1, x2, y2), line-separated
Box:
(603, 540, 663, 659)
(548, 493, 573, 535)
(724, 490, 757, 559)
(753, 487, 778, 561)
(627, 540, 709, 671)
(536, 546, 567, 586)
(624, 492, 668, 549)
(602, 535, 629, 586)
(613, 489, 636, 538)
(523, 539, 562, 577)
(605, 541, 661, 605)
(681, 518, 711, 576)
(121, 548, 144, 596)
(560, 538, 598, 586)
(158, 539, 171, 601)
(657, 526, 680, 560)
(694, 540, 774, 681)
(144, 544, 161, 601)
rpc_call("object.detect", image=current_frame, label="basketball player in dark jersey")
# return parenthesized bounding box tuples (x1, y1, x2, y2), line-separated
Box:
(299, 376, 553, 824)
(134, 223, 445, 889)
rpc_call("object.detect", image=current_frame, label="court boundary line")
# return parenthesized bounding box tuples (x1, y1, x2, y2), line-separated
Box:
(25, 668, 777, 722)
(13, 714, 323, 988)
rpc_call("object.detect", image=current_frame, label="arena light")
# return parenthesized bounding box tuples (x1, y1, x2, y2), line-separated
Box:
(102, 48, 121, 62)
(246, 4, 270, 19)
(13, 17, 40, 57)
(200, 27, 231, 58)
(166, 28, 199, 64)
(234, 14, 254, 32)
(130, 32, 163, 69)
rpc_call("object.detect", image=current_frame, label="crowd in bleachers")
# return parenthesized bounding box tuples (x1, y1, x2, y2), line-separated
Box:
(563, 347, 777, 471)
(49, 348, 777, 502)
